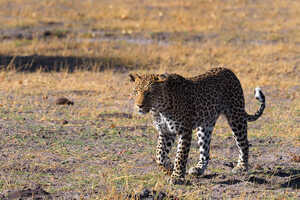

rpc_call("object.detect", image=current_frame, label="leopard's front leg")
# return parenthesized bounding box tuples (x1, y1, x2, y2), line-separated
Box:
(171, 129, 192, 184)
(156, 131, 176, 175)
(153, 114, 176, 175)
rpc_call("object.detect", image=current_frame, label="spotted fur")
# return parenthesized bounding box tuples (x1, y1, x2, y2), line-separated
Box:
(129, 68, 265, 184)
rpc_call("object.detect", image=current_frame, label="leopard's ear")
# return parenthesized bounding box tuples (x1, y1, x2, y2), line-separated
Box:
(129, 74, 135, 82)
(156, 73, 169, 81)
(129, 73, 140, 82)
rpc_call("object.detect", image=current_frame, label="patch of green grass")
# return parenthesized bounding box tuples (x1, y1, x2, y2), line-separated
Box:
(14, 39, 33, 47)
(0, 179, 4, 190)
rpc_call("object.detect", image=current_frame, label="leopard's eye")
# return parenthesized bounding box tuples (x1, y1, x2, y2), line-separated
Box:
(144, 91, 150, 97)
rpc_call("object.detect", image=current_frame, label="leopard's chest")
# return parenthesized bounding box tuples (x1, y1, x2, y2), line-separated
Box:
(153, 112, 184, 134)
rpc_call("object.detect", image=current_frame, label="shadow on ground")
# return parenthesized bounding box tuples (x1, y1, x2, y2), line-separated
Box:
(2, 186, 52, 200)
(247, 176, 269, 184)
(270, 169, 300, 178)
(218, 179, 242, 185)
(0, 54, 137, 72)
(281, 176, 300, 189)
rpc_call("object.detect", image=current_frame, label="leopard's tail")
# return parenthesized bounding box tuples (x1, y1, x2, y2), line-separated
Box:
(246, 87, 266, 122)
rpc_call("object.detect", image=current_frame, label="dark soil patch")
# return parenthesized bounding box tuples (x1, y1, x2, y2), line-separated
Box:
(202, 173, 218, 179)
(247, 176, 269, 184)
(281, 176, 300, 189)
(0, 23, 67, 41)
(126, 188, 179, 200)
(217, 179, 242, 185)
(4, 186, 52, 200)
(272, 169, 300, 177)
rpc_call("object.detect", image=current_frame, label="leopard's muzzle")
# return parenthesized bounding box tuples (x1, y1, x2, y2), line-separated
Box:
(136, 104, 151, 114)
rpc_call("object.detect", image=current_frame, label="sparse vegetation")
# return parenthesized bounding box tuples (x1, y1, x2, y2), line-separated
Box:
(0, 0, 299, 199)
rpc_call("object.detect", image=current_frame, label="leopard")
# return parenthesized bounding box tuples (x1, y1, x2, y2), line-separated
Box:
(129, 67, 265, 184)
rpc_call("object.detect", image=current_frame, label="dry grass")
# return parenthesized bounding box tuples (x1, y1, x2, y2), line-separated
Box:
(1, 0, 299, 34)
(0, 0, 299, 199)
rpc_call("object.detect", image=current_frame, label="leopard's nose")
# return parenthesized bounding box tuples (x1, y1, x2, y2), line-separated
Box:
(136, 104, 144, 109)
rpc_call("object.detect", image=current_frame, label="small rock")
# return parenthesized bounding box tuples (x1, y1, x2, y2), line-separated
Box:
(55, 97, 74, 105)
(6, 186, 51, 199)
(43, 30, 52, 37)
(16, 33, 24, 39)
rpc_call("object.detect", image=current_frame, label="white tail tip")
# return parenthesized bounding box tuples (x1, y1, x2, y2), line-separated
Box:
(254, 87, 264, 102)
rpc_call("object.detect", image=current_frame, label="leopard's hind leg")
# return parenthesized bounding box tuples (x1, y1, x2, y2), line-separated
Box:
(225, 109, 249, 173)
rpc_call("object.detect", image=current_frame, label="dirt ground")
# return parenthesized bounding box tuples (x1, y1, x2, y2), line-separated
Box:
(0, 74, 299, 199)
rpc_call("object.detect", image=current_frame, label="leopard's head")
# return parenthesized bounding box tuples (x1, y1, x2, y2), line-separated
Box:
(129, 73, 169, 114)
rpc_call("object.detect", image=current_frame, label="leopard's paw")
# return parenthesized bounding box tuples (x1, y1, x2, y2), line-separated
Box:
(168, 177, 185, 185)
(158, 162, 174, 176)
(188, 166, 205, 177)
